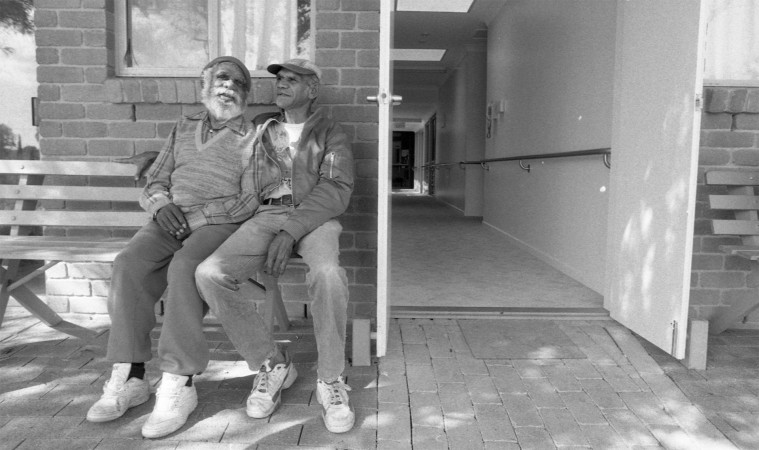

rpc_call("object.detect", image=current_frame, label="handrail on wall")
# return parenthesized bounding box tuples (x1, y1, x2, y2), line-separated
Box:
(422, 147, 612, 172)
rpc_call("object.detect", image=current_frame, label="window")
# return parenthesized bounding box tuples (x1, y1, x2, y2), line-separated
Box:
(704, 0, 759, 86)
(115, 0, 314, 77)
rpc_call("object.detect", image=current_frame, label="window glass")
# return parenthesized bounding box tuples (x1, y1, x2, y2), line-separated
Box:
(127, 0, 209, 70)
(117, 0, 313, 77)
(704, 0, 759, 84)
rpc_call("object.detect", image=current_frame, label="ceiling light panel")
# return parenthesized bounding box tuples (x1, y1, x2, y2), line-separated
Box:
(392, 49, 447, 61)
(396, 0, 474, 13)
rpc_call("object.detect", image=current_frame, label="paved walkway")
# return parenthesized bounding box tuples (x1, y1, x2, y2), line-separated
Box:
(1, 310, 758, 449)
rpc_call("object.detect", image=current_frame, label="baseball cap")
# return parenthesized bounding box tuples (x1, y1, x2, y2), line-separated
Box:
(202, 56, 251, 90)
(267, 58, 322, 81)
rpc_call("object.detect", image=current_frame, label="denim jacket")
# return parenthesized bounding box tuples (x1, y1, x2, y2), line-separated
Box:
(250, 108, 354, 241)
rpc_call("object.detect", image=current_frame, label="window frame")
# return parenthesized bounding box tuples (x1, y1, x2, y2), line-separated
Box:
(114, 0, 309, 78)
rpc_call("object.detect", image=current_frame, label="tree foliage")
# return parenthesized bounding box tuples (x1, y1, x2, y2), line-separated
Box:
(0, 0, 34, 35)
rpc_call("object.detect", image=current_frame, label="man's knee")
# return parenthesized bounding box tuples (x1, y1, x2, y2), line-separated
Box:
(196, 258, 240, 293)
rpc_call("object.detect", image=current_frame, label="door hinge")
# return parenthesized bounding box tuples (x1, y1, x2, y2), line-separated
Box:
(671, 320, 678, 354)
(695, 94, 703, 110)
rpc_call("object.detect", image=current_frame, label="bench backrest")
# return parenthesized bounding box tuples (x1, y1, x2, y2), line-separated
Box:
(0, 160, 148, 235)
(706, 170, 759, 246)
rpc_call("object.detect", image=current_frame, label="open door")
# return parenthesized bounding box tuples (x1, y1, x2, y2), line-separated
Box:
(605, 0, 706, 359)
(374, 0, 394, 357)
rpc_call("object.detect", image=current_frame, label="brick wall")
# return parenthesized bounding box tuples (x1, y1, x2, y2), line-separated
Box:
(33, 0, 380, 319)
(691, 86, 759, 328)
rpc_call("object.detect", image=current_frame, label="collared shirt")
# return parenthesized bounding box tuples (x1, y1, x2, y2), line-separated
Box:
(139, 110, 258, 231)
(201, 113, 247, 144)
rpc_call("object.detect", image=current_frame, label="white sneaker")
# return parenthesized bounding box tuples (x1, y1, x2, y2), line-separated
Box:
(316, 376, 355, 433)
(246, 353, 298, 418)
(141, 373, 197, 439)
(86, 363, 150, 422)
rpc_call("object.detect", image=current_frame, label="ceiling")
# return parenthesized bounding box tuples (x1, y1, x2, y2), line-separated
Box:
(392, 0, 505, 128)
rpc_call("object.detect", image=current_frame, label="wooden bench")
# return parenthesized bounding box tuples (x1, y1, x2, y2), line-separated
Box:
(705, 170, 759, 334)
(0, 159, 289, 339)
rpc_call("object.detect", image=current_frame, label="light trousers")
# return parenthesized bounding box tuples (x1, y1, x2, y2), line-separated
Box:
(106, 221, 239, 375)
(196, 205, 349, 381)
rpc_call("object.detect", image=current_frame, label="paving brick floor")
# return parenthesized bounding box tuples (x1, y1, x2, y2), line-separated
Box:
(1, 310, 758, 449)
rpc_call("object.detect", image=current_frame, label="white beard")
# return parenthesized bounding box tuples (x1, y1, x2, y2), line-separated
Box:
(202, 87, 244, 122)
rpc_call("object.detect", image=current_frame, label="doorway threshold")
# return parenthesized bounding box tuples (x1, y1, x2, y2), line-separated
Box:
(390, 306, 610, 320)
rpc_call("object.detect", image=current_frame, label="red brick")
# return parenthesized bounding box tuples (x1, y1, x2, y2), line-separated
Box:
(104, 79, 123, 102)
(39, 121, 63, 138)
(735, 114, 759, 130)
(250, 79, 276, 104)
(357, 49, 378, 67)
(61, 48, 107, 66)
(36, 48, 59, 64)
(157, 122, 176, 139)
(83, 29, 106, 47)
(39, 103, 85, 120)
(700, 113, 732, 130)
(317, 12, 357, 30)
(69, 296, 108, 314)
(37, 66, 84, 83)
(33, 10, 58, 27)
(122, 79, 142, 103)
(341, 0, 380, 11)
(697, 148, 730, 166)
(727, 89, 749, 113)
(732, 149, 759, 166)
(87, 139, 134, 156)
(135, 104, 182, 121)
(38, 84, 61, 101)
(86, 104, 133, 120)
(316, 0, 340, 10)
(705, 88, 730, 113)
(316, 49, 356, 67)
(352, 142, 377, 158)
(341, 68, 379, 86)
(699, 271, 746, 288)
(60, 84, 106, 102)
(59, 10, 106, 28)
(46, 279, 91, 296)
(357, 11, 379, 30)
(318, 86, 356, 104)
(63, 122, 108, 138)
(341, 31, 379, 49)
(35, 0, 80, 7)
(68, 262, 112, 279)
(701, 130, 755, 148)
(176, 79, 197, 103)
(142, 80, 160, 103)
(85, 67, 108, 83)
(108, 122, 156, 139)
(157, 79, 178, 103)
(747, 90, 759, 113)
(316, 31, 340, 49)
(36, 29, 82, 47)
(340, 215, 376, 232)
(83, 0, 108, 9)
(135, 139, 167, 154)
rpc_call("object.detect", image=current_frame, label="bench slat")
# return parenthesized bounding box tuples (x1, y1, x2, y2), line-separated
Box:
(718, 245, 759, 261)
(0, 160, 137, 177)
(0, 211, 148, 227)
(706, 171, 759, 186)
(0, 236, 130, 261)
(0, 185, 142, 202)
(709, 194, 759, 210)
(712, 219, 759, 236)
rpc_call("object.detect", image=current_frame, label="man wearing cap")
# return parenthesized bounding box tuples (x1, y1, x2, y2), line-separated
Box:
(85, 56, 258, 438)
(196, 58, 355, 434)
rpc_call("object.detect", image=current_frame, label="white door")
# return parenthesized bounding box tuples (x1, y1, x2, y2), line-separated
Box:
(374, 0, 394, 357)
(605, 0, 705, 359)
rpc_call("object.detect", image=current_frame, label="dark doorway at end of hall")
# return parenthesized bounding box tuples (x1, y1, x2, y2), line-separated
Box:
(392, 131, 414, 190)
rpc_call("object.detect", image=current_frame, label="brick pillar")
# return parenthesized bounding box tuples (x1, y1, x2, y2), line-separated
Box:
(691, 87, 759, 327)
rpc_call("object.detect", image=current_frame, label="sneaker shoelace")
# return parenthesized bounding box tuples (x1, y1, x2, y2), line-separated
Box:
(323, 379, 351, 406)
(253, 370, 272, 394)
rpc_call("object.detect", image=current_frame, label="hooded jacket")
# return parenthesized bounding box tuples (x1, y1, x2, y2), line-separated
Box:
(250, 108, 354, 241)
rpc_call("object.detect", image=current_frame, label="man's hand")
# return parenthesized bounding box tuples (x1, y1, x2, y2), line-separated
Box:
(264, 231, 296, 277)
(115, 151, 159, 181)
(155, 203, 190, 240)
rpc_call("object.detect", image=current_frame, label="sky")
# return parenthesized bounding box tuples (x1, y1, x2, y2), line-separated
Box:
(0, 27, 39, 147)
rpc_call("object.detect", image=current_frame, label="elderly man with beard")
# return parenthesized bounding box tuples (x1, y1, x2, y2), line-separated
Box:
(84, 56, 258, 439)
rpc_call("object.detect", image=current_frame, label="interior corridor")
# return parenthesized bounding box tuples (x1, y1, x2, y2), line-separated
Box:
(390, 193, 606, 318)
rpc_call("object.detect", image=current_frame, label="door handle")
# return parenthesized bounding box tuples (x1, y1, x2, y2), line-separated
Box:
(366, 94, 403, 106)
